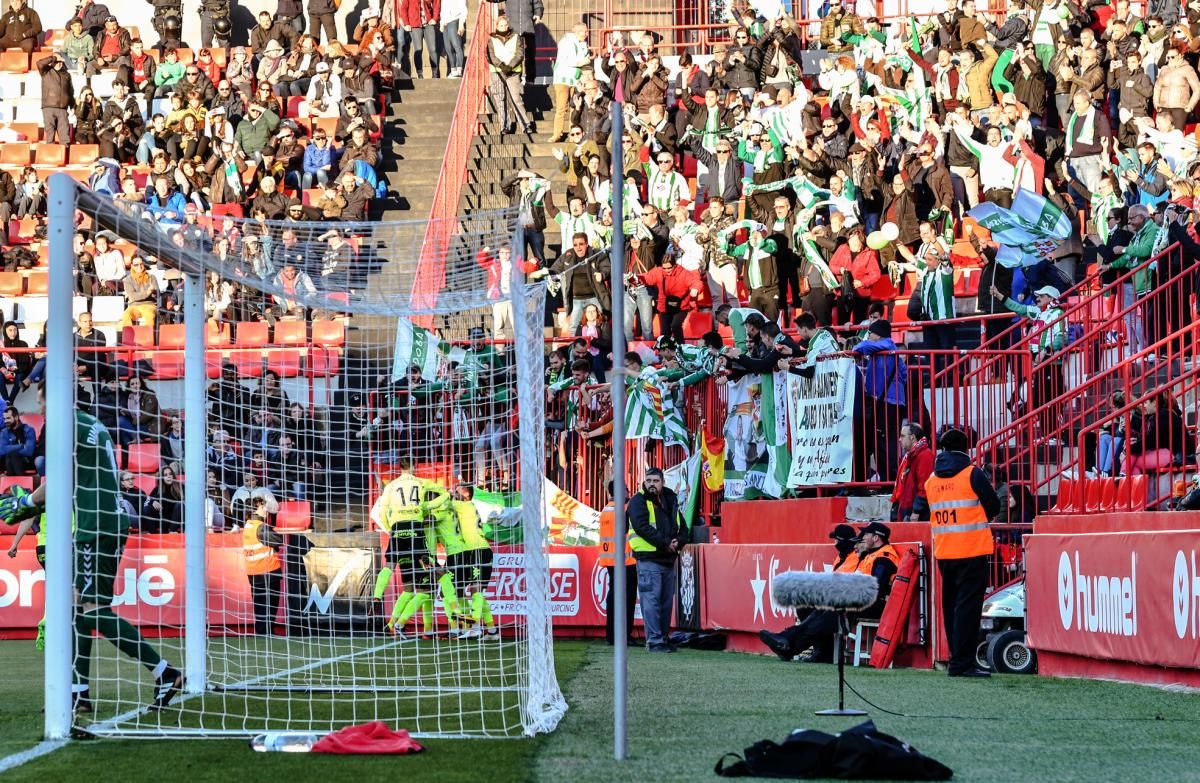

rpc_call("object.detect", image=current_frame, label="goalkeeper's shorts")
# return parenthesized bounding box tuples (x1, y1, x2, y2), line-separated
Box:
(447, 549, 494, 586)
(74, 532, 126, 606)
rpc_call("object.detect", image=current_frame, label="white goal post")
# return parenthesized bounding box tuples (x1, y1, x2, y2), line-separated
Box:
(43, 173, 565, 740)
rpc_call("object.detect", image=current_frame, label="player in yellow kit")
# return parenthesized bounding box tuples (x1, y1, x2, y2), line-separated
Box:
(449, 484, 497, 640)
(370, 457, 447, 640)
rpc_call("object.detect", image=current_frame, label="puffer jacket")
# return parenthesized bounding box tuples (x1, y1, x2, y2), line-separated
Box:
(963, 45, 999, 110)
(820, 11, 863, 52)
(37, 57, 73, 110)
(1153, 60, 1200, 110)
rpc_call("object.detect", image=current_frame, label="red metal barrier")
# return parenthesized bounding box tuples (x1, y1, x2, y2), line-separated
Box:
(410, 4, 498, 321)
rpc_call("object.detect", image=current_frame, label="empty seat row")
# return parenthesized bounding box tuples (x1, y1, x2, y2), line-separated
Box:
(120, 320, 346, 349)
(1050, 476, 1149, 514)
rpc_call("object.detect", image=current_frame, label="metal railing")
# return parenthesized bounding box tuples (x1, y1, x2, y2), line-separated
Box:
(410, 3, 498, 320)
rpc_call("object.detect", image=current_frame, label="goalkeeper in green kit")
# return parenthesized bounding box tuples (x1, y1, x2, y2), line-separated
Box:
(0, 387, 183, 714)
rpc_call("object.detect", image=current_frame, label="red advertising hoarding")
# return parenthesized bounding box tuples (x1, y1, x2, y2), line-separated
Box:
(1026, 531, 1200, 671)
(0, 534, 618, 634)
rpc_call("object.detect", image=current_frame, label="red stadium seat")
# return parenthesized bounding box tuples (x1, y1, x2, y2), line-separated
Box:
(206, 321, 231, 345)
(0, 50, 28, 73)
(9, 122, 37, 142)
(34, 143, 66, 167)
(234, 321, 269, 347)
(285, 95, 305, 118)
(306, 346, 341, 377)
(131, 474, 156, 495)
(175, 47, 194, 64)
(266, 348, 303, 377)
(311, 116, 338, 138)
(68, 144, 100, 165)
(275, 500, 312, 532)
(125, 443, 161, 474)
(311, 319, 345, 347)
(0, 271, 23, 296)
(230, 348, 264, 378)
(23, 271, 47, 294)
(1098, 478, 1117, 512)
(1049, 478, 1076, 513)
(1126, 475, 1148, 510)
(149, 351, 185, 379)
(0, 474, 34, 492)
(681, 310, 711, 339)
(158, 323, 186, 348)
(1082, 478, 1102, 513)
(0, 142, 29, 166)
(205, 349, 224, 379)
(273, 320, 308, 345)
(22, 413, 42, 437)
(121, 325, 154, 347)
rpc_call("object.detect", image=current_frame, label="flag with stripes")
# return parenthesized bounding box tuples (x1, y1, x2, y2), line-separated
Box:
(624, 369, 690, 450)
(868, 74, 930, 133)
(392, 320, 465, 381)
(969, 189, 1074, 268)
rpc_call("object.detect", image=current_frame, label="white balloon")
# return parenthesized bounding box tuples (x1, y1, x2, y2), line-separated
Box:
(881, 222, 900, 242)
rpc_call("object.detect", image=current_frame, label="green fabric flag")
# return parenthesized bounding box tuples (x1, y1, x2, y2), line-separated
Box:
(663, 446, 702, 529)
(392, 320, 465, 382)
(473, 489, 523, 544)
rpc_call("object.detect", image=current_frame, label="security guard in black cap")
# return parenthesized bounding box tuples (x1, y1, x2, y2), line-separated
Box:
(758, 523, 899, 662)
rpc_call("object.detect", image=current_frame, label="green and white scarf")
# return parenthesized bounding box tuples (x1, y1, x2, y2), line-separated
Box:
(1066, 107, 1096, 156)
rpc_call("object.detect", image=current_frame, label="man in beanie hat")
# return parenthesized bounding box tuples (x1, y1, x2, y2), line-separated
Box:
(852, 319, 907, 483)
(925, 427, 1002, 677)
(757, 522, 899, 662)
(626, 467, 687, 653)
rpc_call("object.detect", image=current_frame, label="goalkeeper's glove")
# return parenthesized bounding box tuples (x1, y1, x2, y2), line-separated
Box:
(0, 491, 35, 523)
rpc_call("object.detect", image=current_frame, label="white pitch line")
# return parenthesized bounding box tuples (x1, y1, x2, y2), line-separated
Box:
(0, 740, 67, 774)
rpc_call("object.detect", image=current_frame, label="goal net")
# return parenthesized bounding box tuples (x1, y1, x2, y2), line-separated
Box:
(44, 180, 565, 739)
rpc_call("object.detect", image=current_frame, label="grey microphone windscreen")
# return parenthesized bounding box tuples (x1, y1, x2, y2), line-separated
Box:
(771, 571, 879, 611)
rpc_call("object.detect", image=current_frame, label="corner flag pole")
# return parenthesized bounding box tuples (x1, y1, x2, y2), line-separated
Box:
(610, 99, 628, 761)
(44, 174, 76, 739)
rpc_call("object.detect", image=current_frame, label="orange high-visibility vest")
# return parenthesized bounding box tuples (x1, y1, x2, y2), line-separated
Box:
(856, 544, 900, 583)
(835, 550, 861, 573)
(243, 519, 282, 575)
(597, 508, 635, 567)
(924, 466, 995, 560)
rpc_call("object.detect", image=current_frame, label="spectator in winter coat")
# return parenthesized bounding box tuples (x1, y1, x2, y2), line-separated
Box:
(234, 102, 282, 160)
(121, 257, 160, 328)
(830, 227, 888, 323)
(153, 47, 186, 97)
(637, 252, 702, 342)
(144, 176, 188, 224)
(0, 0, 41, 53)
(38, 55, 74, 145)
(60, 17, 95, 71)
(90, 16, 130, 72)
(893, 423, 934, 521)
(0, 407, 35, 475)
(303, 131, 335, 188)
(852, 319, 907, 483)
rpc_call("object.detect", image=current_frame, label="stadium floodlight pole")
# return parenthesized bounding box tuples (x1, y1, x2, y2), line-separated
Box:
(44, 174, 76, 739)
(183, 268, 207, 694)
(609, 99, 629, 762)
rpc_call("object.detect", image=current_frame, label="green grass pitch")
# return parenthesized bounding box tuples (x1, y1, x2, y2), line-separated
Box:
(3, 639, 1200, 782)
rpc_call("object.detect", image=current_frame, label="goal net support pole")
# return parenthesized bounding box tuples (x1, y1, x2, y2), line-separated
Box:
(183, 271, 208, 695)
(45, 174, 78, 739)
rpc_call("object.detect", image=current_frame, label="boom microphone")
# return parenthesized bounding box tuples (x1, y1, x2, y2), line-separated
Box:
(771, 571, 879, 612)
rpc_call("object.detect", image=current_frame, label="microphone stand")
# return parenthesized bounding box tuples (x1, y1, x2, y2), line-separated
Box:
(814, 611, 867, 717)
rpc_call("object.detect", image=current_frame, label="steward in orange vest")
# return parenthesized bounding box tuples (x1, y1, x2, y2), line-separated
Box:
(924, 428, 1002, 678)
(598, 485, 638, 647)
(244, 495, 284, 636)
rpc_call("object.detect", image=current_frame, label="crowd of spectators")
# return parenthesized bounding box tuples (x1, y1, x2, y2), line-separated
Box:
(502, 0, 1200, 511)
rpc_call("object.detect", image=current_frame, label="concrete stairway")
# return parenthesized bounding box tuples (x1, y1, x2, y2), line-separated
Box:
(348, 76, 463, 373)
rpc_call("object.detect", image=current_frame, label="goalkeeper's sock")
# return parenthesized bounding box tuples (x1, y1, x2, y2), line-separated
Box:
(418, 593, 433, 634)
(438, 572, 460, 624)
(73, 614, 94, 689)
(374, 567, 393, 600)
(81, 606, 163, 670)
(471, 590, 495, 628)
(396, 590, 426, 627)
(388, 591, 414, 627)
(36, 616, 44, 651)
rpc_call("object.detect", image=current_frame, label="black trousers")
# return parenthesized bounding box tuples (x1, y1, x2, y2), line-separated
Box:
(604, 563, 637, 644)
(249, 571, 282, 636)
(937, 555, 988, 674)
